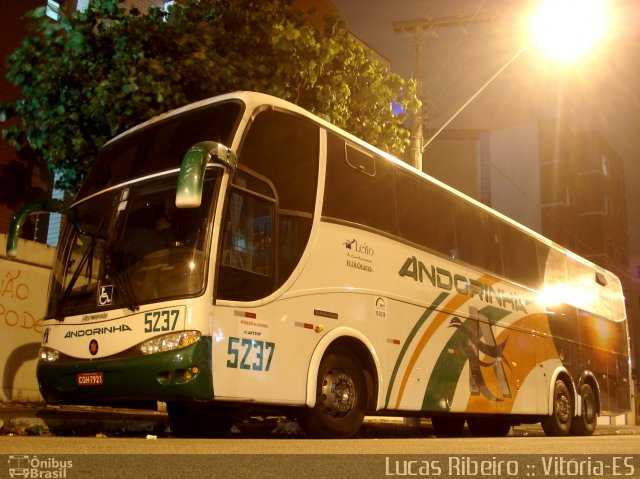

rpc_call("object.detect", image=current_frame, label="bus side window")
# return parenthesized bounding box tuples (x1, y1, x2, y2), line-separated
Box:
(218, 188, 275, 301)
(323, 133, 397, 235)
(394, 168, 455, 255)
(236, 108, 319, 289)
(500, 222, 543, 289)
(279, 213, 312, 283)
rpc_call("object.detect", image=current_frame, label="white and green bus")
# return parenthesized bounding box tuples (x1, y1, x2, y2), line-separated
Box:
(8, 91, 631, 438)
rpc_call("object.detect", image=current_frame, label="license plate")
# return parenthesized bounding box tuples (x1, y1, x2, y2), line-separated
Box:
(77, 372, 103, 386)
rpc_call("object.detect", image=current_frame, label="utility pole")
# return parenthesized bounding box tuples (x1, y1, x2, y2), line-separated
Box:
(393, 15, 492, 172)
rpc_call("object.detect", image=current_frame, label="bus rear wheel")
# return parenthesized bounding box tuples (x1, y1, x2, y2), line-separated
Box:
(541, 379, 573, 436)
(570, 383, 597, 436)
(301, 350, 366, 438)
(467, 417, 512, 437)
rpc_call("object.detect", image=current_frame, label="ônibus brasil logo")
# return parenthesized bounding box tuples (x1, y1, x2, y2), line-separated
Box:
(8, 455, 73, 478)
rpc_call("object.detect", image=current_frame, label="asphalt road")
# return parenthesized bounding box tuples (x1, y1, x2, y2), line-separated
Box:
(2, 432, 640, 454)
(1, 435, 639, 479)
(1, 403, 639, 478)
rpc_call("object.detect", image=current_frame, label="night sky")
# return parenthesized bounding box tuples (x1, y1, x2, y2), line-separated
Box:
(332, 0, 640, 261)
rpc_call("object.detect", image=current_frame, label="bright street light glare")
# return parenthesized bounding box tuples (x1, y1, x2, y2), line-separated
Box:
(530, 0, 610, 62)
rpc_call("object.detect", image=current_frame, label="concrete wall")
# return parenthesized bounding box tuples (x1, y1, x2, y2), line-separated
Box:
(0, 234, 54, 402)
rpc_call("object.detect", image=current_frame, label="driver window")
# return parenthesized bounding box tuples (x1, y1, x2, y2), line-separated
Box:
(221, 190, 273, 276)
(218, 174, 276, 301)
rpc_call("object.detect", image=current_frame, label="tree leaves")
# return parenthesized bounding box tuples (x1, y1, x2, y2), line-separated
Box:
(1, 0, 419, 193)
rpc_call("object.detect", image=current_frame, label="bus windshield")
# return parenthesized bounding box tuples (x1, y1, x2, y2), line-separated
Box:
(48, 98, 245, 319)
(49, 170, 220, 318)
(76, 99, 243, 200)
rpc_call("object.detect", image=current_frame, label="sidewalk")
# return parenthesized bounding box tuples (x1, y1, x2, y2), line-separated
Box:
(0, 402, 169, 437)
(1, 401, 639, 437)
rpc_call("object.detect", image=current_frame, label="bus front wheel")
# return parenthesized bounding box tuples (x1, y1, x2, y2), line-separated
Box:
(541, 379, 573, 436)
(570, 383, 597, 436)
(301, 350, 366, 438)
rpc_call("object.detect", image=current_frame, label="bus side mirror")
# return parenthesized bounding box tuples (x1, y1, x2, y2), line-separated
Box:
(5, 198, 65, 257)
(176, 141, 237, 208)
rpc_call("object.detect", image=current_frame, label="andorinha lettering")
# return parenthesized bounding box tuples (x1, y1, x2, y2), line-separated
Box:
(398, 256, 527, 313)
(64, 324, 132, 338)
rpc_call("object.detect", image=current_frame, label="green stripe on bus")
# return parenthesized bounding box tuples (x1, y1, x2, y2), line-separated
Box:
(421, 320, 469, 411)
(384, 292, 449, 408)
(421, 305, 512, 411)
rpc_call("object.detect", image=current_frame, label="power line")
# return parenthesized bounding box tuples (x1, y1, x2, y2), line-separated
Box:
(393, 14, 493, 170)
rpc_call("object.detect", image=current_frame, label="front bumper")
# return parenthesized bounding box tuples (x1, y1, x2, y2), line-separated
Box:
(37, 336, 213, 404)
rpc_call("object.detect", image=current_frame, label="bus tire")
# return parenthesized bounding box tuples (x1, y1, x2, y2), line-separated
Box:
(301, 350, 366, 438)
(431, 416, 465, 437)
(541, 379, 572, 436)
(570, 383, 597, 436)
(467, 417, 511, 437)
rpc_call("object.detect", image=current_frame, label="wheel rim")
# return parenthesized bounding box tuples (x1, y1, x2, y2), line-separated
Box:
(321, 367, 356, 417)
(556, 389, 571, 424)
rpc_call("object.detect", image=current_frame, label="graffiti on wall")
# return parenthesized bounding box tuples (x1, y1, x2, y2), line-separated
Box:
(0, 268, 44, 334)
(0, 257, 52, 401)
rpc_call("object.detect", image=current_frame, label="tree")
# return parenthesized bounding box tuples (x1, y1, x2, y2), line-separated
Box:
(1, 0, 419, 193)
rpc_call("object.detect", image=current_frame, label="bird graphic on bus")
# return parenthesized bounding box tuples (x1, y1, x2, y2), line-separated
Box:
(448, 315, 512, 402)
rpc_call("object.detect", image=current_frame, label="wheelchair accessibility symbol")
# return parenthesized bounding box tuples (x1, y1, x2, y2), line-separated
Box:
(98, 285, 114, 306)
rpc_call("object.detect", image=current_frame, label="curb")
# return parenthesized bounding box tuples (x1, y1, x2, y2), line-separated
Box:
(1, 403, 639, 437)
(0, 404, 169, 437)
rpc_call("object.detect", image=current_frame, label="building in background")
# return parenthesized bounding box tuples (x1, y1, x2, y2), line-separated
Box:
(0, 1, 53, 242)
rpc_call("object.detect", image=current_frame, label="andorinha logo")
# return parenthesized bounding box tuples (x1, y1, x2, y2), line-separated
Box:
(7, 455, 73, 478)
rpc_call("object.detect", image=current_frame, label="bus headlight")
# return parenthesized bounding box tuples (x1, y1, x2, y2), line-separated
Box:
(39, 347, 60, 363)
(139, 330, 201, 355)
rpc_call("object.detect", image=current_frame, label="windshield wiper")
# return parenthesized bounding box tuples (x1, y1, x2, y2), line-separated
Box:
(105, 254, 140, 313)
(55, 221, 103, 321)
